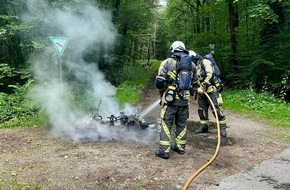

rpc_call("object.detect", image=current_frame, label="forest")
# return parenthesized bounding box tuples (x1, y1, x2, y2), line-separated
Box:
(1, 1, 290, 189)
(1, 0, 290, 126)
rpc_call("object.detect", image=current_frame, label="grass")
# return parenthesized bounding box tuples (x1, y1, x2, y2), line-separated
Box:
(1, 111, 48, 128)
(223, 89, 290, 128)
(115, 59, 160, 106)
(0, 179, 41, 190)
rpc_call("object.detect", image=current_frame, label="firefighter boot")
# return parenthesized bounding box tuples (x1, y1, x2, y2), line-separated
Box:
(220, 124, 227, 138)
(171, 145, 185, 155)
(155, 149, 169, 159)
(195, 124, 208, 134)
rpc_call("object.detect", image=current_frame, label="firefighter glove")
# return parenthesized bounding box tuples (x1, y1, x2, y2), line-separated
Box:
(198, 81, 209, 94)
(201, 81, 209, 90)
(197, 86, 205, 94)
(155, 75, 167, 90)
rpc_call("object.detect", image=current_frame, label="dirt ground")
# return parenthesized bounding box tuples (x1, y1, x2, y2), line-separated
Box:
(1, 80, 290, 190)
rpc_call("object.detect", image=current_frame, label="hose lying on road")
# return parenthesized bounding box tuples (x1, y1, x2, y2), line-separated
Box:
(182, 92, 221, 190)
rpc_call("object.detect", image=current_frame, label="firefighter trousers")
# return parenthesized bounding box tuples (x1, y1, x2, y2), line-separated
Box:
(158, 104, 188, 153)
(197, 92, 227, 127)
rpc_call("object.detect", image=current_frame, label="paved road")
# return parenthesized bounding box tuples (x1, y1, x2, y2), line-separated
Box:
(206, 148, 290, 190)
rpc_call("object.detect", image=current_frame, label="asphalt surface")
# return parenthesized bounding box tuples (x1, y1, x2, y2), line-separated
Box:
(206, 148, 290, 190)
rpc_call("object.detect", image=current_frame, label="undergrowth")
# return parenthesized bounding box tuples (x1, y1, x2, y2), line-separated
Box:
(0, 66, 48, 128)
(115, 59, 160, 105)
(223, 89, 290, 128)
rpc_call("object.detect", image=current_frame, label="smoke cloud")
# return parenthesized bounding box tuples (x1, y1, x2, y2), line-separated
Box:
(24, 0, 157, 143)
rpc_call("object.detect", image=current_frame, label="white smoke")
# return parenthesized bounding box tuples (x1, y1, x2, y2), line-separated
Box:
(24, 0, 157, 143)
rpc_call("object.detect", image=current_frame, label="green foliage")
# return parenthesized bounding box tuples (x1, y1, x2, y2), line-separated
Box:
(68, 83, 100, 112)
(249, 2, 279, 24)
(0, 63, 31, 94)
(116, 0, 154, 33)
(0, 79, 47, 128)
(223, 89, 290, 127)
(100, 0, 157, 71)
(119, 59, 159, 84)
(164, 0, 229, 51)
(0, 64, 15, 85)
(0, 65, 47, 128)
(0, 0, 28, 66)
(1, 110, 48, 129)
(247, 59, 275, 84)
(158, 0, 290, 102)
(116, 59, 159, 105)
(116, 82, 141, 105)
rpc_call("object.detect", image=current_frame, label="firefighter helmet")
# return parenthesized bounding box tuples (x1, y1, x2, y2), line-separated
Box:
(170, 41, 186, 53)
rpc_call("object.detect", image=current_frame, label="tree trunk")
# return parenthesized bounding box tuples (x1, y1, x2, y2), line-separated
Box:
(113, 0, 121, 22)
(228, 0, 239, 70)
(196, 0, 201, 33)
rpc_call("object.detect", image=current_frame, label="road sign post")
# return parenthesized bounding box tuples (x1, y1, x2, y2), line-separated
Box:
(209, 43, 215, 54)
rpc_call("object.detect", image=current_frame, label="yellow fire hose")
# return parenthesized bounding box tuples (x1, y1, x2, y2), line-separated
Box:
(182, 92, 221, 190)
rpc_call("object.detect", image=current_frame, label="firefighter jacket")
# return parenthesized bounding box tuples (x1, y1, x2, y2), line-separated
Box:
(196, 58, 217, 93)
(157, 57, 194, 106)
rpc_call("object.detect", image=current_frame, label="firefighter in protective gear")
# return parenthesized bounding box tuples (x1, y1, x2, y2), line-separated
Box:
(193, 55, 228, 138)
(155, 41, 195, 159)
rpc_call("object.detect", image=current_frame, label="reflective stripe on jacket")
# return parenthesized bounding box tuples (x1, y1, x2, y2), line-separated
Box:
(196, 59, 216, 93)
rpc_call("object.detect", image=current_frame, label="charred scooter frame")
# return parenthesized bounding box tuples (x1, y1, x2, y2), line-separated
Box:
(90, 110, 150, 130)
(76, 100, 151, 131)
